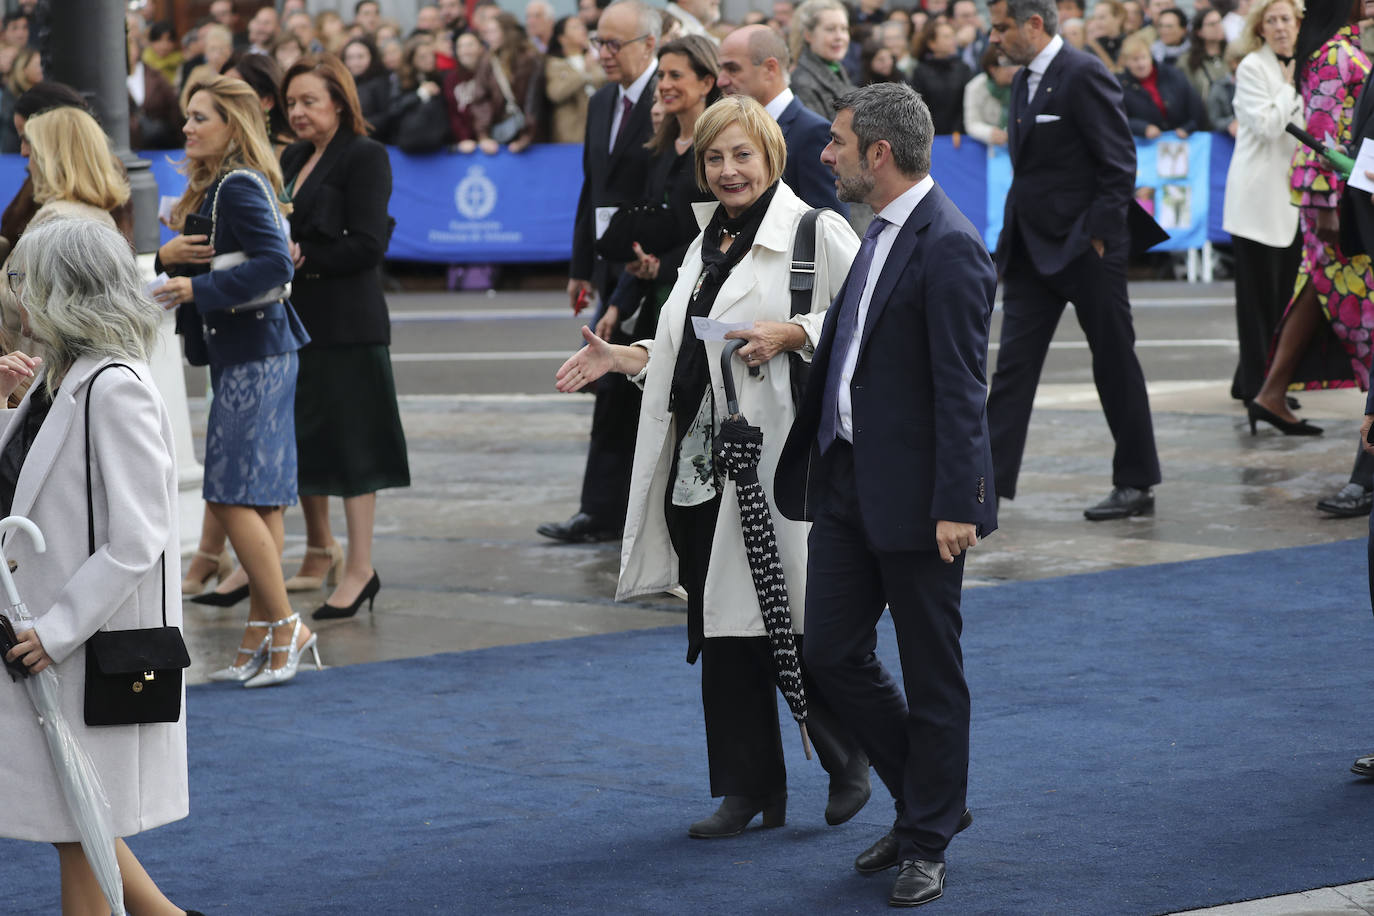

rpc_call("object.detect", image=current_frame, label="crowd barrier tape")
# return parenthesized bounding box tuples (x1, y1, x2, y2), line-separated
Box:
(0, 134, 1239, 262)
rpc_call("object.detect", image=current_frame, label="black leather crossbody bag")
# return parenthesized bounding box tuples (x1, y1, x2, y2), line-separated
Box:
(81, 364, 190, 727)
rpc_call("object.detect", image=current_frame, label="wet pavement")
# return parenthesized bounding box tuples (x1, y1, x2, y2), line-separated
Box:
(175, 281, 1373, 915)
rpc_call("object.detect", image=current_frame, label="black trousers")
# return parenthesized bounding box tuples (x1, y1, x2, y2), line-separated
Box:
(1230, 233, 1302, 403)
(578, 277, 641, 524)
(987, 245, 1162, 499)
(667, 493, 865, 799)
(802, 442, 969, 862)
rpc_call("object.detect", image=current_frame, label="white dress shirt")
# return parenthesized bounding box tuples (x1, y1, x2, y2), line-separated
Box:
(836, 174, 935, 443)
(763, 87, 796, 121)
(610, 62, 655, 150)
(1025, 33, 1064, 101)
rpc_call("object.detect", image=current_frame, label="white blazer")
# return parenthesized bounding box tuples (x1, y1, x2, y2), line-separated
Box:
(617, 182, 859, 638)
(1223, 44, 1303, 248)
(0, 355, 186, 842)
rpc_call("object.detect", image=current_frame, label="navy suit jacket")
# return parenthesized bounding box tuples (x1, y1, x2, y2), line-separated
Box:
(998, 43, 1136, 276)
(570, 75, 659, 286)
(775, 182, 998, 553)
(160, 170, 308, 369)
(777, 96, 848, 217)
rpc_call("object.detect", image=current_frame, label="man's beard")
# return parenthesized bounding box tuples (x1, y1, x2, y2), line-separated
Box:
(836, 169, 875, 204)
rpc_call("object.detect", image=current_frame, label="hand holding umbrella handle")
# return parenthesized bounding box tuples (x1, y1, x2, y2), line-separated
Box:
(0, 515, 45, 620)
(721, 339, 745, 417)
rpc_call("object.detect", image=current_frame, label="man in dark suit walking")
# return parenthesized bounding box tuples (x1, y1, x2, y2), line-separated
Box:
(775, 83, 996, 908)
(715, 23, 847, 215)
(538, 0, 660, 543)
(985, 0, 1162, 520)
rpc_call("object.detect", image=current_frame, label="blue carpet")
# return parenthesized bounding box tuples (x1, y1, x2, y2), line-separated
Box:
(4, 539, 1374, 915)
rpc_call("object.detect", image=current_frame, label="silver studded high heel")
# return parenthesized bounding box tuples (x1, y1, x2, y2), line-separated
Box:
(243, 613, 322, 688)
(207, 620, 271, 682)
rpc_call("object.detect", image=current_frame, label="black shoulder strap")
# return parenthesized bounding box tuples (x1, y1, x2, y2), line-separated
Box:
(84, 362, 167, 627)
(790, 208, 827, 318)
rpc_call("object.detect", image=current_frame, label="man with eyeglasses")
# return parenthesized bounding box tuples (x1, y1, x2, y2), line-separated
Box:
(538, 0, 661, 544)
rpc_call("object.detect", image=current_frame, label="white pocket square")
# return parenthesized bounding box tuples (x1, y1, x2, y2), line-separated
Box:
(1034, 114, 1062, 124)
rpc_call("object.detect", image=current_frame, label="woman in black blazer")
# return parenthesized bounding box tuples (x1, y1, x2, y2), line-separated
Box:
(281, 54, 409, 620)
(1118, 35, 1206, 137)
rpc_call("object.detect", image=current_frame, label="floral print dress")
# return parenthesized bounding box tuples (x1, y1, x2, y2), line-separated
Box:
(1281, 25, 1374, 390)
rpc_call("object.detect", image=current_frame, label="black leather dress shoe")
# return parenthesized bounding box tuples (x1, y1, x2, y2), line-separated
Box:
(1316, 483, 1374, 518)
(1083, 486, 1154, 521)
(889, 859, 945, 907)
(1352, 753, 1374, 777)
(687, 792, 786, 838)
(535, 512, 622, 543)
(855, 809, 973, 874)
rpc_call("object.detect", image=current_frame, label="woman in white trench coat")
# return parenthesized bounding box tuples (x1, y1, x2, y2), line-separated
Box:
(0, 218, 197, 916)
(557, 96, 871, 839)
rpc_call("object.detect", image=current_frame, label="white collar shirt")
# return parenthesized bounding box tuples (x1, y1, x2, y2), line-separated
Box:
(763, 87, 795, 121)
(1025, 33, 1064, 101)
(836, 174, 935, 443)
(610, 62, 655, 150)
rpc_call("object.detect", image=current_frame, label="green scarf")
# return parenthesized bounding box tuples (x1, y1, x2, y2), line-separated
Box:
(987, 81, 1012, 129)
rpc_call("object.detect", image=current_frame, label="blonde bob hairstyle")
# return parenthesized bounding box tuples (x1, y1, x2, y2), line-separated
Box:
(25, 107, 131, 211)
(693, 95, 788, 193)
(1230, 0, 1304, 60)
(1118, 34, 1153, 62)
(171, 76, 288, 231)
(10, 218, 161, 397)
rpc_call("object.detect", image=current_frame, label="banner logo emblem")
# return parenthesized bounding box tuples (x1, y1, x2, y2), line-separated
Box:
(455, 166, 498, 220)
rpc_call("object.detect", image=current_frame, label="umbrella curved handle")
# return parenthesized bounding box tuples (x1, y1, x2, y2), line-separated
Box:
(721, 339, 745, 417)
(0, 515, 44, 610)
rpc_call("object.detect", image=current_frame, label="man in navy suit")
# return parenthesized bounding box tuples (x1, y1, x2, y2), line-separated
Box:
(775, 83, 996, 909)
(538, 0, 660, 543)
(715, 24, 847, 215)
(985, 0, 1162, 520)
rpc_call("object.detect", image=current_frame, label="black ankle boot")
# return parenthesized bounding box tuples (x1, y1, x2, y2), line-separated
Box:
(687, 792, 787, 838)
(825, 753, 872, 825)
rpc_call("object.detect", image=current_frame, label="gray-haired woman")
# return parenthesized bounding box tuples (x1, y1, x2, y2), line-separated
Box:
(0, 218, 202, 916)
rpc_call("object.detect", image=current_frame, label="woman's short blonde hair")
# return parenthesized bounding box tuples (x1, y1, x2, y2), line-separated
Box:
(693, 96, 788, 192)
(1119, 34, 1153, 61)
(1231, 0, 1304, 60)
(26, 107, 131, 211)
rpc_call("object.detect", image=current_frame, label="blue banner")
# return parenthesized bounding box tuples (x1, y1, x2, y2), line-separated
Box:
(0, 135, 1237, 262)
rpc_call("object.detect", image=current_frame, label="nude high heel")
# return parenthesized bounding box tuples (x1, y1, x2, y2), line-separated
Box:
(243, 613, 323, 688)
(284, 543, 345, 592)
(182, 549, 233, 597)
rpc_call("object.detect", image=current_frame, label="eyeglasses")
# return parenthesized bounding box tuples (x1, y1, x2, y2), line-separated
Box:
(6, 271, 22, 294)
(589, 33, 649, 54)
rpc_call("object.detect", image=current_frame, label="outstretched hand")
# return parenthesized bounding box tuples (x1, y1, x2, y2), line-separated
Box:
(555, 325, 616, 393)
(0, 351, 40, 403)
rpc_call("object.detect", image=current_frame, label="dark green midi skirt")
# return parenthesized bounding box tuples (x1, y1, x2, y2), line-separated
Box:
(295, 344, 410, 498)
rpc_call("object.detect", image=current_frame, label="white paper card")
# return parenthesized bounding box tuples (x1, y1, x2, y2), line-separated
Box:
(158, 195, 179, 224)
(1349, 139, 1374, 194)
(691, 317, 751, 341)
(145, 272, 170, 296)
(594, 206, 618, 240)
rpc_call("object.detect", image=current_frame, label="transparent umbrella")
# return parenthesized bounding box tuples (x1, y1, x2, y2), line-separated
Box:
(0, 516, 124, 916)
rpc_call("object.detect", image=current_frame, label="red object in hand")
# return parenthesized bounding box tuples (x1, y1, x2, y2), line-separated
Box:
(573, 287, 591, 315)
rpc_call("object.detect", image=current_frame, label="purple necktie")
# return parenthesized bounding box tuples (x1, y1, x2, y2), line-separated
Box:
(612, 95, 634, 151)
(818, 217, 889, 453)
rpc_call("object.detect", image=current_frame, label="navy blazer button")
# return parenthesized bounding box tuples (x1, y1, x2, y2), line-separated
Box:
(255, 311, 264, 319)
(208, 328, 217, 335)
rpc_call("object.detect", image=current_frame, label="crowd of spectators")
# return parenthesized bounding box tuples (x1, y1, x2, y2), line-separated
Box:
(94, 0, 1284, 159)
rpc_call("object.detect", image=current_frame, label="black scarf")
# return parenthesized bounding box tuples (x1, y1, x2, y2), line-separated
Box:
(668, 182, 779, 434)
